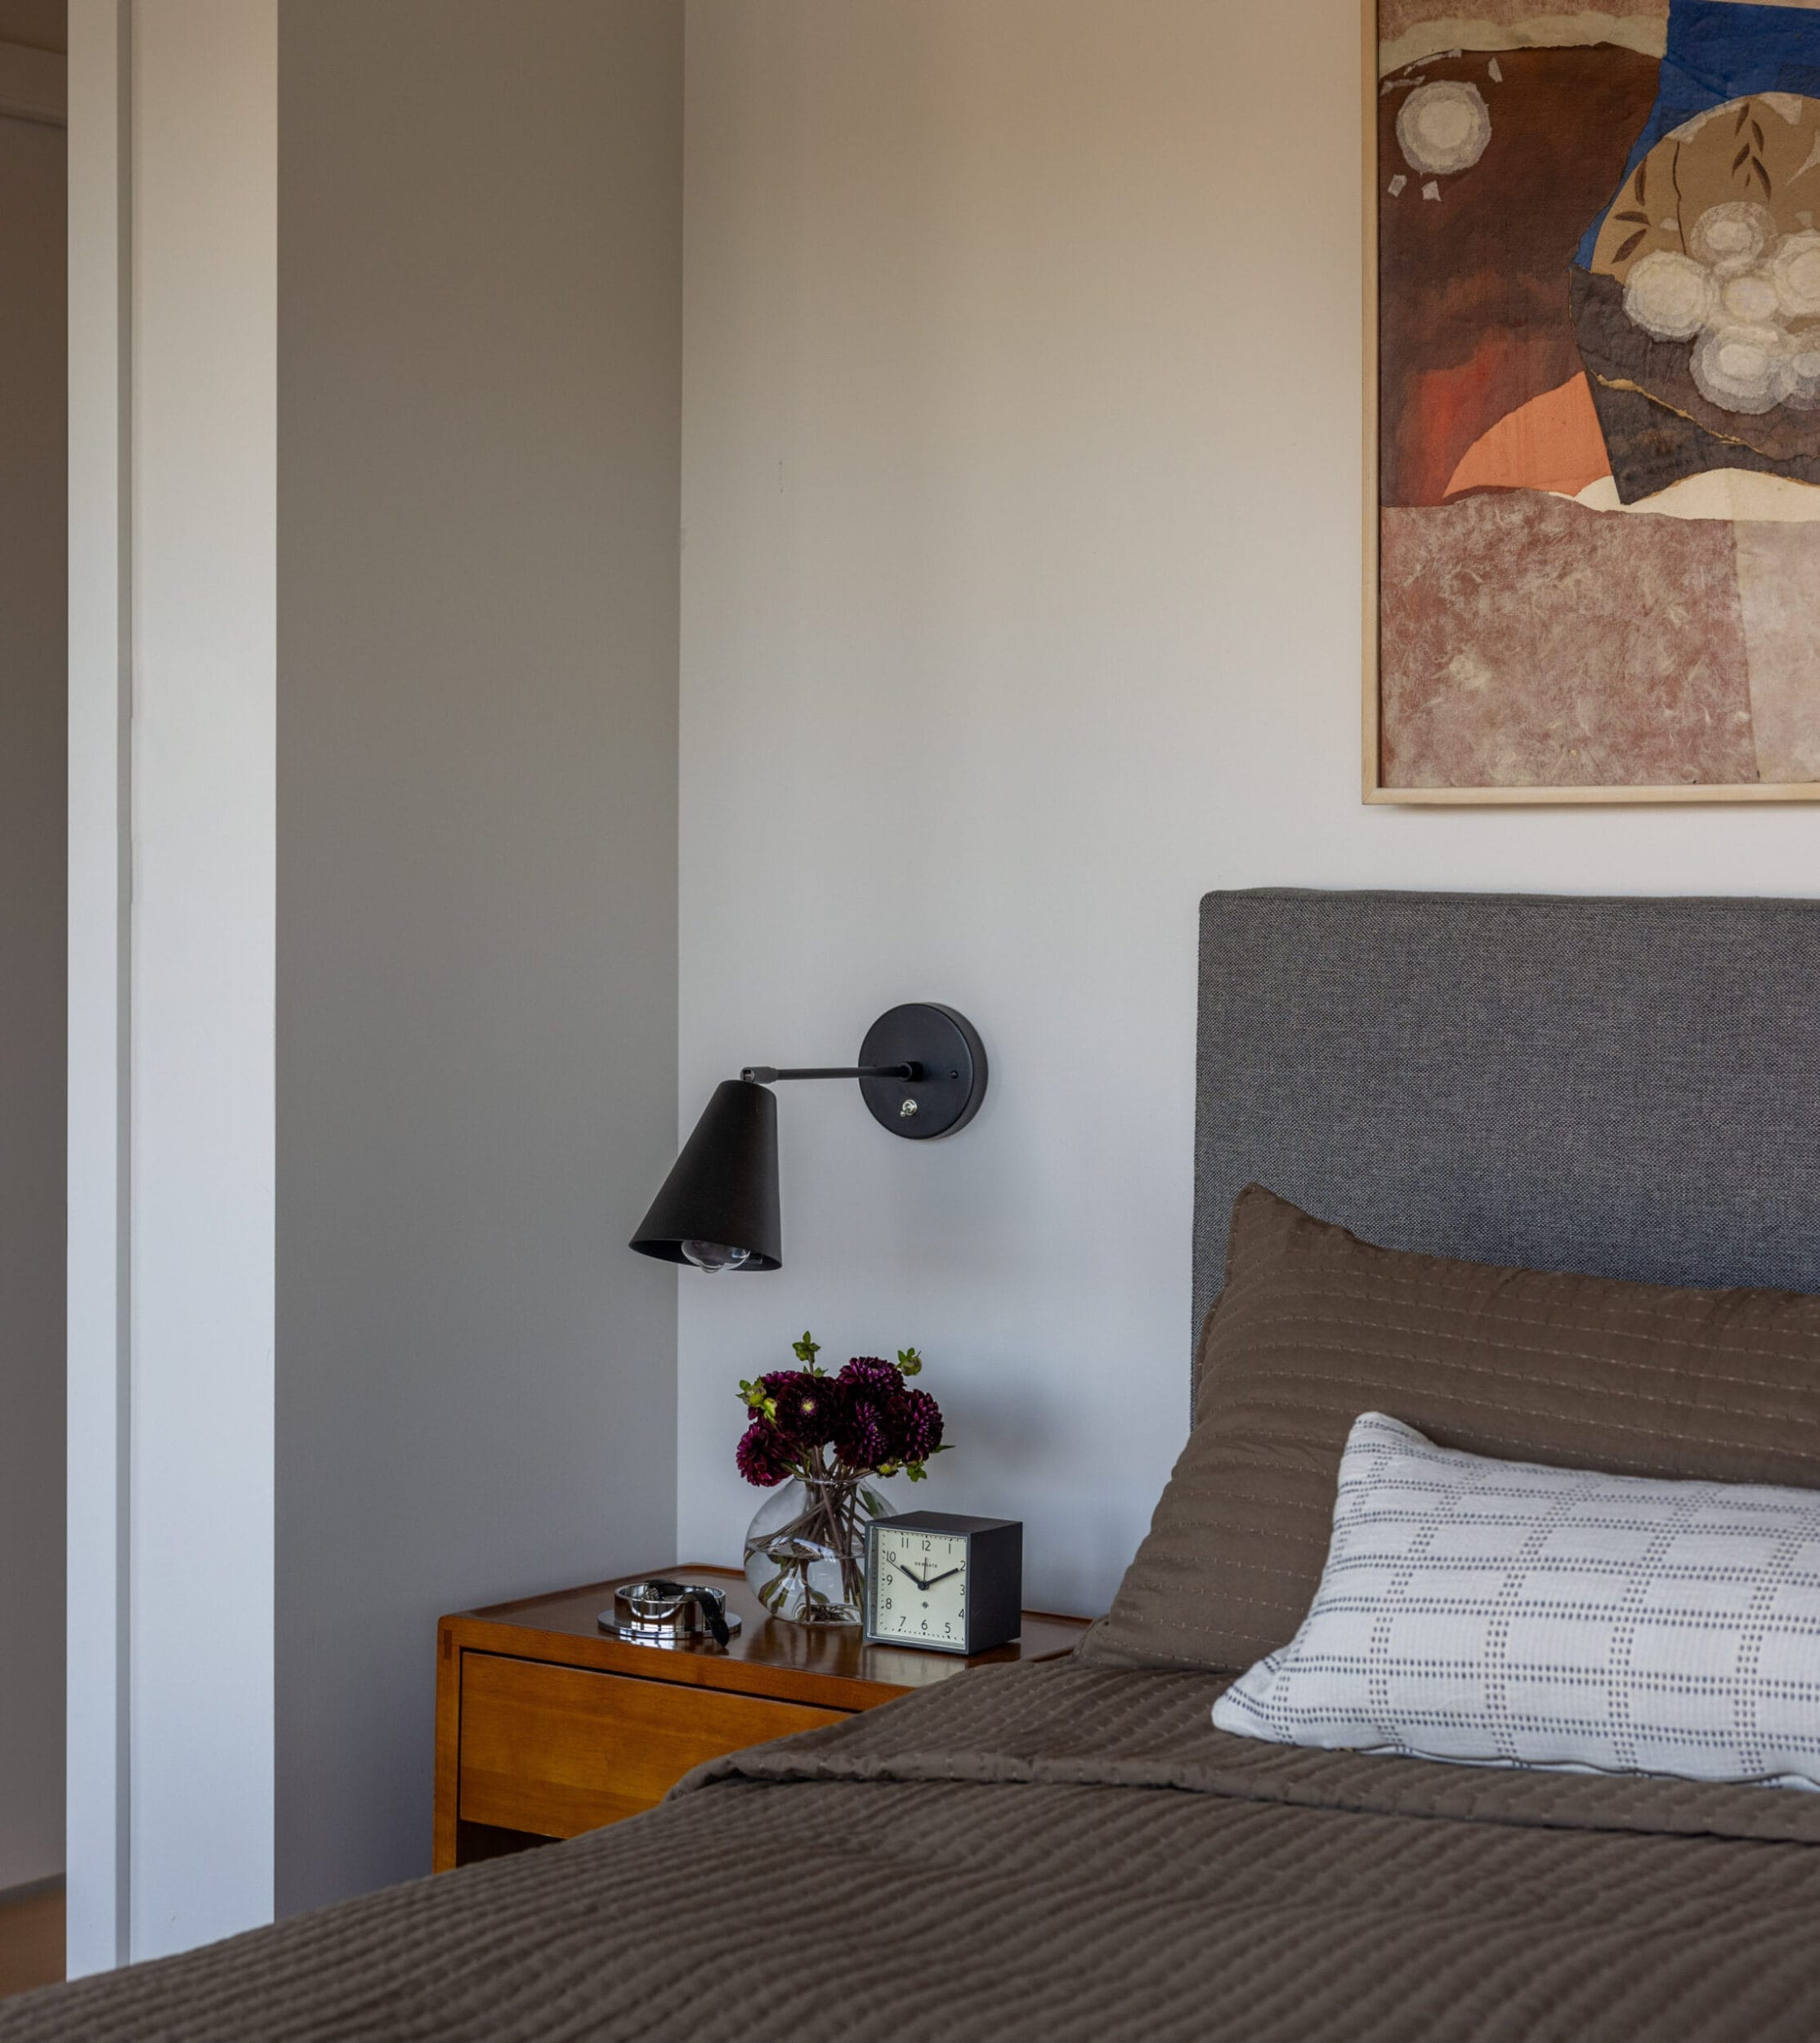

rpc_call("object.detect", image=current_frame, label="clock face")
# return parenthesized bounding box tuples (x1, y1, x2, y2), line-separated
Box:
(870, 1527, 968, 1649)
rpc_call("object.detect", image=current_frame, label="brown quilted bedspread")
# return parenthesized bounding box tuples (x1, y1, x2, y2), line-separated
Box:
(10, 1657, 1820, 2042)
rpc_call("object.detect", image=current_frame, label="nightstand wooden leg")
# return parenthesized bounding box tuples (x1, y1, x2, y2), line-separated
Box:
(432, 1624, 460, 1872)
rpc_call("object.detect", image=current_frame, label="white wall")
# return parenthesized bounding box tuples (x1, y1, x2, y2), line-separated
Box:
(0, 51, 66, 1897)
(274, 0, 682, 1917)
(128, 0, 277, 1959)
(676, 0, 1820, 1616)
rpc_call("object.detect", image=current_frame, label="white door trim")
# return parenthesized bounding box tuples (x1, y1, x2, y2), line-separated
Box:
(69, 0, 280, 1969)
(66, 0, 132, 1978)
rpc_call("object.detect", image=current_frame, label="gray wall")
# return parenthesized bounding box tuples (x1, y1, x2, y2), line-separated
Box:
(0, 83, 65, 1894)
(275, 0, 682, 1914)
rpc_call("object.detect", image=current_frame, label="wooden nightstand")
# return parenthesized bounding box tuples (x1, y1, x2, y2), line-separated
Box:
(433, 1563, 1089, 1871)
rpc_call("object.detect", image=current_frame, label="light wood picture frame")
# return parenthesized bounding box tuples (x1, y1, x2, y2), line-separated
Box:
(1364, 0, 1820, 806)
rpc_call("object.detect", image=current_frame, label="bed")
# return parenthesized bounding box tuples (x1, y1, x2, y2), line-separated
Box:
(11, 888, 1820, 2043)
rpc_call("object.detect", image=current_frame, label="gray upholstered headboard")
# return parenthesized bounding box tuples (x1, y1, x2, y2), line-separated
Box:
(1192, 889, 1820, 1394)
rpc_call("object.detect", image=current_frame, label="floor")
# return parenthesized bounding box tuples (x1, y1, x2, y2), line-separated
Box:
(0, 1884, 63, 2000)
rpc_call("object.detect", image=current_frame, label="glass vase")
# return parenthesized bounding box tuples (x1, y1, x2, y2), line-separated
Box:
(743, 1472, 892, 1625)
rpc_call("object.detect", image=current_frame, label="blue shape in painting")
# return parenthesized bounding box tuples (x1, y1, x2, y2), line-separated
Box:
(1575, 0, 1820, 268)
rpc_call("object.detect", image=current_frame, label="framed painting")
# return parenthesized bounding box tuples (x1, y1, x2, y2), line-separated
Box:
(1366, 0, 1820, 803)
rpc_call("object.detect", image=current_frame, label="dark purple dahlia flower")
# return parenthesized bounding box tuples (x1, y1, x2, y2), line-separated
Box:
(736, 1419, 794, 1487)
(767, 1369, 838, 1446)
(897, 1387, 943, 1463)
(834, 1396, 895, 1472)
(746, 1369, 799, 1419)
(837, 1355, 901, 1394)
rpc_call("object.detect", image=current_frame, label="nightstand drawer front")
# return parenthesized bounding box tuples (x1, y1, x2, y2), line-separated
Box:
(458, 1652, 847, 1838)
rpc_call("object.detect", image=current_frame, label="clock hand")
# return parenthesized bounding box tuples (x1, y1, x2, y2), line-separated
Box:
(892, 1560, 928, 1591)
(919, 1568, 963, 1589)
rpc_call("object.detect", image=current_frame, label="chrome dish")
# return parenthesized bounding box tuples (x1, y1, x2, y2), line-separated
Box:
(597, 1576, 739, 1647)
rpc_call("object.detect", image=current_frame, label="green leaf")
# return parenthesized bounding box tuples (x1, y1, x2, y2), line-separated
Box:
(896, 1347, 923, 1377)
(861, 1487, 892, 1518)
(792, 1330, 823, 1370)
(736, 1377, 780, 1421)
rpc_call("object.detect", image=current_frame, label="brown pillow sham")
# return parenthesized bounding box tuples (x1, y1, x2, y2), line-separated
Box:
(1082, 1183, 1820, 1673)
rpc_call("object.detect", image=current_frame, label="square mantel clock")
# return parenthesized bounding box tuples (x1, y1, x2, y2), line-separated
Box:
(863, 1511, 1022, 1656)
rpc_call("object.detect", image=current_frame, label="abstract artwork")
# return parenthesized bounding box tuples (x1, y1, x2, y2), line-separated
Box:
(1368, 0, 1820, 802)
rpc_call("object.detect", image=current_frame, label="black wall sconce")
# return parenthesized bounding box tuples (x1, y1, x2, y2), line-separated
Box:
(629, 1003, 986, 1273)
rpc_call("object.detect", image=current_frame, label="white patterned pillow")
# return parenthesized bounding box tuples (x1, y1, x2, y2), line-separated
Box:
(1212, 1411, 1820, 1790)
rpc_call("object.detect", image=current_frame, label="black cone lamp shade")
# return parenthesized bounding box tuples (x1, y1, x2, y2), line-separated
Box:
(629, 1080, 782, 1272)
(631, 1004, 986, 1275)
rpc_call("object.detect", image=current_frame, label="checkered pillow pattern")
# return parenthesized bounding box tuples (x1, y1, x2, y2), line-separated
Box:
(1213, 1411, 1820, 1790)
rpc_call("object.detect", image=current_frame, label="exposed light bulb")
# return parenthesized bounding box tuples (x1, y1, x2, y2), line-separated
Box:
(681, 1239, 753, 1273)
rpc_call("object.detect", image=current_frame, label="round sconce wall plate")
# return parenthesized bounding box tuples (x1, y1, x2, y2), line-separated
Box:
(858, 1003, 988, 1140)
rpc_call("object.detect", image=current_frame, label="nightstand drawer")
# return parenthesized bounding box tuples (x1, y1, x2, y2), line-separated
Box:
(457, 1651, 849, 1838)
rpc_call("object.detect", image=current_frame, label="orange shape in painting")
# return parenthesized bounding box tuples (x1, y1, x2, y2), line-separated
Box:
(1442, 372, 1612, 500)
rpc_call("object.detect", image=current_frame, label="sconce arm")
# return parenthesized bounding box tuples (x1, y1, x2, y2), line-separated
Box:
(740, 1062, 920, 1084)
